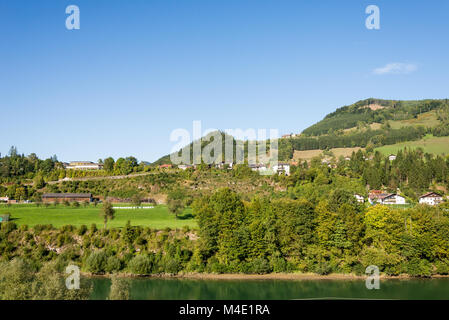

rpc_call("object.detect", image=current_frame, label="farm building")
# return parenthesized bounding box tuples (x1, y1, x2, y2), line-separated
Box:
(64, 161, 104, 170)
(419, 192, 443, 206)
(369, 191, 406, 205)
(272, 163, 290, 175)
(42, 193, 93, 203)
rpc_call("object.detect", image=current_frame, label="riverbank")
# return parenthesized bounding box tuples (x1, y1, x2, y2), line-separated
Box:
(83, 271, 449, 280)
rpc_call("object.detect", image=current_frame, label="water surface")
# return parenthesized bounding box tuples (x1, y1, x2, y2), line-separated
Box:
(90, 277, 449, 300)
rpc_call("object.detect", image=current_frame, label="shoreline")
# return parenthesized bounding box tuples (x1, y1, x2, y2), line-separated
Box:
(82, 272, 449, 280)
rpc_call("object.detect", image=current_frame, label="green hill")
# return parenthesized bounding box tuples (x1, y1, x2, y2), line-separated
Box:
(302, 98, 449, 136)
(154, 98, 449, 164)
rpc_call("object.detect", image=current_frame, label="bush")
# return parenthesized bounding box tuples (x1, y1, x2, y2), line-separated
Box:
(270, 257, 288, 273)
(407, 258, 432, 277)
(249, 258, 271, 274)
(106, 256, 122, 273)
(1, 221, 16, 233)
(85, 251, 108, 273)
(162, 256, 181, 274)
(314, 261, 333, 275)
(78, 225, 88, 236)
(435, 260, 449, 275)
(128, 255, 153, 275)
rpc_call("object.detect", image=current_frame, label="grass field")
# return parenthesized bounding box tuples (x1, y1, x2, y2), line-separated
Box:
(375, 135, 449, 156)
(0, 204, 197, 229)
(293, 147, 362, 161)
(389, 111, 440, 129)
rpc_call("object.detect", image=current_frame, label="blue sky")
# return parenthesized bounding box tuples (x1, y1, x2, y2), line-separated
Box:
(1, 0, 448, 162)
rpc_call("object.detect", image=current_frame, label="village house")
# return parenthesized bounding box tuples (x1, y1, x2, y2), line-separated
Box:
(178, 164, 193, 170)
(380, 194, 406, 205)
(388, 154, 397, 161)
(272, 163, 290, 176)
(368, 191, 406, 205)
(42, 193, 93, 203)
(282, 133, 298, 139)
(249, 163, 268, 173)
(159, 164, 172, 169)
(354, 194, 365, 203)
(0, 196, 9, 203)
(65, 161, 104, 170)
(419, 192, 444, 206)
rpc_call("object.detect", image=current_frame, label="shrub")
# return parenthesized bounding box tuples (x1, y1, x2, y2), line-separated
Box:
(135, 237, 147, 246)
(78, 225, 88, 236)
(435, 260, 449, 275)
(128, 255, 153, 275)
(407, 258, 432, 277)
(270, 257, 288, 273)
(85, 251, 108, 273)
(61, 225, 75, 233)
(314, 261, 333, 275)
(162, 256, 181, 274)
(249, 258, 271, 274)
(1, 221, 16, 233)
(105, 256, 122, 273)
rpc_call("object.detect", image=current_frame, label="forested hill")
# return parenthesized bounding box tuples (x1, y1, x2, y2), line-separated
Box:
(302, 98, 449, 136)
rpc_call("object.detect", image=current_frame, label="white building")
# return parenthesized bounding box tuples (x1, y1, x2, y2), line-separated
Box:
(388, 154, 397, 161)
(0, 196, 9, 203)
(178, 164, 193, 170)
(354, 194, 365, 203)
(419, 192, 443, 206)
(380, 194, 406, 205)
(249, 164, 268, 173)
(272, 163, 290, 176)
(369, 191, 406, 205)
(65, 161, 104, 170)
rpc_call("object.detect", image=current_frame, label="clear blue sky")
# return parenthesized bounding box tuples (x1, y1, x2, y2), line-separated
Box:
(1, 0, 448, 162)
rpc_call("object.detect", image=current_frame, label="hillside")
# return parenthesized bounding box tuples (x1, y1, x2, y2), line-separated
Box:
(153, 98, 449, 165)
(301, 98, 449, 136)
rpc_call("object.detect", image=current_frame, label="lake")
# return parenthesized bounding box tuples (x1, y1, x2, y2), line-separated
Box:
(90, 277, 449, 300)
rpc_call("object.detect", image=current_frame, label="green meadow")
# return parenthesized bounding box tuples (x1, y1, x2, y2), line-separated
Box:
(375, 135, 449, 156)
(0, 204, 197, 229)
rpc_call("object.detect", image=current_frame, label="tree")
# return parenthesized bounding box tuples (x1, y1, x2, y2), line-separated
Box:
(104, 157, 115, 172)
(131, 194, 142, 208)
(167, 199, 184, 219)
(100, 201, 115, 229)
(167, 188, 185, 219)
(33, 174, 45, 189)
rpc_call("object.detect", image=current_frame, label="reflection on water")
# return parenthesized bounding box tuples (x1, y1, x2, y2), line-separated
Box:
(90, 277, 449, 300)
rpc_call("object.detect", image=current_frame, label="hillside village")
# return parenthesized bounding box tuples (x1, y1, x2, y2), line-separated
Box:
(2, 98, 449, 281)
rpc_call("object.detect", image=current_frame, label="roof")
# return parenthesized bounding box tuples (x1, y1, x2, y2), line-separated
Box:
(381, 193, 396, 200)
(42, 193, 92, 198)
(420, 192, 442, 199)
